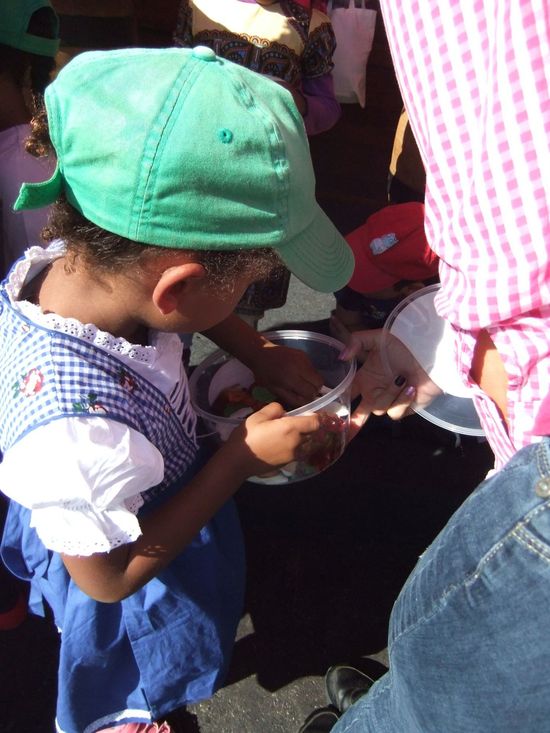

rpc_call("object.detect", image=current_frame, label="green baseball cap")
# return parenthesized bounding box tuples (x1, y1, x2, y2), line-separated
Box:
(15, 46, 354, 293)
(0, 0, 59, 57)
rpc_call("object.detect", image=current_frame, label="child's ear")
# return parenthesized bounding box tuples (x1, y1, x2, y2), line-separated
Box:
(152, 262, 206, 315)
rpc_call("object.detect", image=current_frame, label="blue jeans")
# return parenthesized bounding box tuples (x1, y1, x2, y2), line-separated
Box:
(333, 437, 550, 733)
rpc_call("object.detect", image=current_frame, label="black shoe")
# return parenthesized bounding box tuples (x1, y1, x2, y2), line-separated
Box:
(298, 707, 340, 733)
(325, 665, 375, 713)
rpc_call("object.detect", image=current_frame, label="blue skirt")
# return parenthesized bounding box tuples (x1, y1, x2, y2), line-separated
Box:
(1, 487, 245, 733)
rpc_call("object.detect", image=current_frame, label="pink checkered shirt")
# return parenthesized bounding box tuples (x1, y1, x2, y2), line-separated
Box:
(380, 0, 550, 468)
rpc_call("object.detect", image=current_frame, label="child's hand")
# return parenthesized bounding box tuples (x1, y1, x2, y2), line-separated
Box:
(224, 402, 321, 478)
(248, 343, 324, 408)
(202, 316, 323, 407)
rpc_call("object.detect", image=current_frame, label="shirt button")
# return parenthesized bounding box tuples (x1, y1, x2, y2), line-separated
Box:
(192, 46, 217, 61)
(535, 476, 550, 498)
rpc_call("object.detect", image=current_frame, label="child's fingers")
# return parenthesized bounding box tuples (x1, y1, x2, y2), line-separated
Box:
(272, 384, 313, 409)
(352, 367, 403, 414)
(238, 406, 321, 473)
(386, 385, 416, 420)
(246, 402, 319, 436)
(367, 376, 411, 415)
(285, 411, 321, 436)
(246, 402, 286, 424)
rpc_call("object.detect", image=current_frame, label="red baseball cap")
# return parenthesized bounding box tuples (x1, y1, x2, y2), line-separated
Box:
(347, 202, 439, 294)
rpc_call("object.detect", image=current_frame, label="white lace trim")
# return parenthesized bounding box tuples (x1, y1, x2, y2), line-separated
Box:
(31, 494, 145, 557)
(43, 495, 145, 514)
(38, 525, 143, 557)
(125, 494, 145, 515)
(8, 241, 158, 365)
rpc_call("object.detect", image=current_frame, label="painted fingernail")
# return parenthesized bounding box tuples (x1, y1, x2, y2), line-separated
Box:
(394, 375, 406, 387)
(405, 385, 416, 397)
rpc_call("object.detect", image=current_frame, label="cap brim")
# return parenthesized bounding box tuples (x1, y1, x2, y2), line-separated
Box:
(19, 32, 60, 57)
(276, 205, 355, 293)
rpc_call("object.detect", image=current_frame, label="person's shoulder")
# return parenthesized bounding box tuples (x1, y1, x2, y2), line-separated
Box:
(309, 7, 332, 32)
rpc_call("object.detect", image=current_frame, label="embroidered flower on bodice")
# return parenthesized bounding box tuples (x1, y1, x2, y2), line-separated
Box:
(73, 392, 108, 414)
(13, 367, 45, 398)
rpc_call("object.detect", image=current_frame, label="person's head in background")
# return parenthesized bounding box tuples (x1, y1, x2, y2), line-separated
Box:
(333, 203, 439, 333)
(0, 0, 59, 129)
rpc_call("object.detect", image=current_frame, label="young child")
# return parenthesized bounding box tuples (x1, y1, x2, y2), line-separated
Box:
(0, 46, 354, 733)
(331, 202, 439, 342)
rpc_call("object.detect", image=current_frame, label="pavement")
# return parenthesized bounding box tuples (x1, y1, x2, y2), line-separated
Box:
(1, 11, 495, 733)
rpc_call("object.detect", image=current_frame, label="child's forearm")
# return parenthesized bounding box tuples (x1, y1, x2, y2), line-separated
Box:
(62, 404, 319, 603)
(203, 313, 324, 405)
(62, 442, 249, 603)
(202, 313, 270, 366)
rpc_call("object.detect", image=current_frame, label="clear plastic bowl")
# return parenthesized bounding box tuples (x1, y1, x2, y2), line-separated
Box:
(188, 330, 356, 484)
(381, 285, 484, 436)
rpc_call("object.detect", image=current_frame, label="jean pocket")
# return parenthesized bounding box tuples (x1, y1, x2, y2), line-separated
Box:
(511, 500, 550, 565)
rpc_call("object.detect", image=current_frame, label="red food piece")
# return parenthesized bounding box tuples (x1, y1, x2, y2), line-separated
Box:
(212, 383, 277, 417)
(296, 411, 347, 472)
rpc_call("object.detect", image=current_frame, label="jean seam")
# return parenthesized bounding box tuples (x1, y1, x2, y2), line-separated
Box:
(390, 496, 550, 649)
(335, 675, 392, 732)
(512, 522, 550, 563)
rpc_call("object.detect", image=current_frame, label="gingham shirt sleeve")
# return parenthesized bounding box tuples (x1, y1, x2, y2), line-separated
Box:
(379, 0, 550, 466)
(0, 417, 164, 556)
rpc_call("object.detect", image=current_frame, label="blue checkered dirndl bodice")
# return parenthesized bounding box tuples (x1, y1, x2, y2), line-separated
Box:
(0, 286, 245, 733)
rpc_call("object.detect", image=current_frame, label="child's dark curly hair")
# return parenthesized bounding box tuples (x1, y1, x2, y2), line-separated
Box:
(25, 110, 282, 290)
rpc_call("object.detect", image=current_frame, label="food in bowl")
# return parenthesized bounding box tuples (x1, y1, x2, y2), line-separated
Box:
(188, 330, 356, 484)
(212, 383, 278, 419)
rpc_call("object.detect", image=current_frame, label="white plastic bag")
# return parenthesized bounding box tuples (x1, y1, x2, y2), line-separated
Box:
(328, 0, 377, 107)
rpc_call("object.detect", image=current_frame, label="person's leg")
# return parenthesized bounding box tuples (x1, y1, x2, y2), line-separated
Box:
(332, 437, 550, 733)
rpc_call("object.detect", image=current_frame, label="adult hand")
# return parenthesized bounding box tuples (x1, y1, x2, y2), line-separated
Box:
(339, 329, 441, 439)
